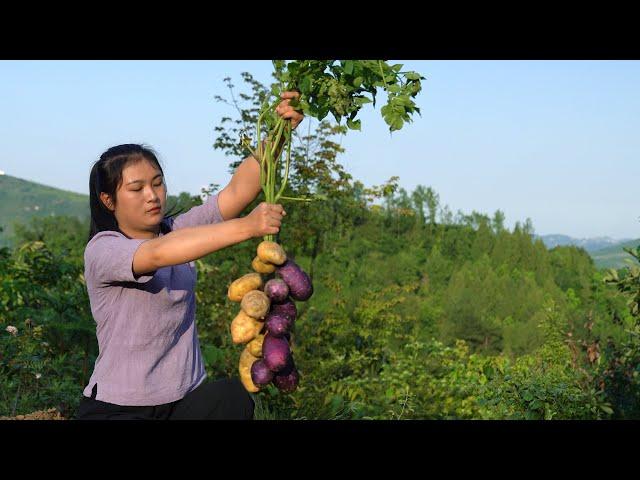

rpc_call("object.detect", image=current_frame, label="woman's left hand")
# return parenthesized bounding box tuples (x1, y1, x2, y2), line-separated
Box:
(276, 91, 304, 130)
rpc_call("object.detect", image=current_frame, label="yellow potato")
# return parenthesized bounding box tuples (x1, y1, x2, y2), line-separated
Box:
(257, 241, 287, 266)
(228, 273, 263, 303)
(241, 290, 270, 319)
(230, 310, 263, 344)
(247, 333, 265, 357)
(251, 255, 276, 274)
(239, 348, 260, 393)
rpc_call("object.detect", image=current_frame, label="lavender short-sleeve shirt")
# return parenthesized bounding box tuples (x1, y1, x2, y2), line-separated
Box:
(82, 193, 225, 406)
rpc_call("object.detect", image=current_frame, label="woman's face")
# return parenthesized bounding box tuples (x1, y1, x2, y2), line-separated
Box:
(101, 158, 167, 237)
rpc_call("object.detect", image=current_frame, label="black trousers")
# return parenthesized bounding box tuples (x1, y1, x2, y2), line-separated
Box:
(73, 377, 255, 420)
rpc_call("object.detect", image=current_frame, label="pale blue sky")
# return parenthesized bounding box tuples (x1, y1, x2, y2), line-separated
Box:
(0, 60, 638, 239)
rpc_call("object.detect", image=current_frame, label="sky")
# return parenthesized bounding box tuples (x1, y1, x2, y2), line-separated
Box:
(0, 60, 638, 239)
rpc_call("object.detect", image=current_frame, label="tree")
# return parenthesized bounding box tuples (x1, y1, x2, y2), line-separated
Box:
(492, 209, 506, 233)
(424, 187, 440, 228)
(12, 215, 88, 263)
(411, 185, 427, 225)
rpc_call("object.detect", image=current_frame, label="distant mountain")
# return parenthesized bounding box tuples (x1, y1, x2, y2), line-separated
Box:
(534, 234, 640, 270)
(534, 234, 634, 253)
(590, 239, 640, 270)
(0, 174, 89, 248)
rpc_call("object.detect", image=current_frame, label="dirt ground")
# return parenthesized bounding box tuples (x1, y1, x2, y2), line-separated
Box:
(0, 408, 66, 420)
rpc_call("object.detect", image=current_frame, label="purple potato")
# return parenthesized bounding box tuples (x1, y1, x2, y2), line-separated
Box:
(250, 359, 274, 387)
(264, 278, 289, 303)
(276, 259, 313, 301)
(273, 358, 299, 393)
(265, 311, 293, 337)
(262, 333, 291, 372)
(270, 298, 297, 320)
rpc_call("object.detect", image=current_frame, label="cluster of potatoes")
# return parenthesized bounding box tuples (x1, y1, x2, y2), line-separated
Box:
(227, 241, 293, 393)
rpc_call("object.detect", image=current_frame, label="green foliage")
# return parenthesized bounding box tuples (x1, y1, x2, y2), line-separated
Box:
(591, 238, 640, 270)
(604, 245, 640, 316)
(549, 245, 594, 296)
(13, 215, 89, 263)
(478, 299, 612, 419)
(0, 241, 95, 417)
(597, 244, 640, 418)
(272, 60, 424, 132)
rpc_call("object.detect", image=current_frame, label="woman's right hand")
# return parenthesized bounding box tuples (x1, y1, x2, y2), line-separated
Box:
(243, 202, 286, 238)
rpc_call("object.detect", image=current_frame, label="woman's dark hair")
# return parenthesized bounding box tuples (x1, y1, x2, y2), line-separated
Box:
(88, 144, 184, 243)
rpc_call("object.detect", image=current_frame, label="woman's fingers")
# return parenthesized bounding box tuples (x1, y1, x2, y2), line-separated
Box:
(277, 101, 297, 114)
(265, 215, 281, 233)
(270, 213, 283, 222)
(277, 107, 303, 127)
(275, 92, 304, 130)
(261, 204, 284, 232)
(269, 204, 285, 215)
(267, 211, 282, 221)
(251, 202, 286, 236)
(262, 202, 284, 213)
(280, 91, 299, 100)
(277, 94, 302, 111)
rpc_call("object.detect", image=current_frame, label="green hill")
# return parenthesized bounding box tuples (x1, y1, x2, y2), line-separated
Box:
(0, 174, 89, 248)
(591, 239, 640, 270)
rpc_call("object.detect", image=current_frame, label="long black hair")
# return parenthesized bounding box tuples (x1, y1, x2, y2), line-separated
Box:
(88, 144, 184, 243)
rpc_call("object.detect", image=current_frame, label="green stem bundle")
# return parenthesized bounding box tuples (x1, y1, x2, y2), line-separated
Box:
(254, 103, 309, 242)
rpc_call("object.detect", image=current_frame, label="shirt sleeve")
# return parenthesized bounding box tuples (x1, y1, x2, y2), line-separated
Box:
(84, 231, 156, 286)
(170, 193, 225, 231)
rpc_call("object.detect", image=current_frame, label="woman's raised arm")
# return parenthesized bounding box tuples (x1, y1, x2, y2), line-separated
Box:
(133, 202, 285, 275)
(217, 155, 262, 221)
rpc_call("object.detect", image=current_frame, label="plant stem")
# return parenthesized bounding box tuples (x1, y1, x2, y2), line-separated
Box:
(279, 196, 313, 202)
(378, 60, 390, 91)
(265, 140, 272, 202)
(275, 124, 292, 202)
(258, 88, 300, 241)
(270, 118, 286, 160)
(11, 379, 21, 417)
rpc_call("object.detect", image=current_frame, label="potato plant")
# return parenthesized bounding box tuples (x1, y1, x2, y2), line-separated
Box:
(240, 60, 425, 241)
(228, 60, 425, 394)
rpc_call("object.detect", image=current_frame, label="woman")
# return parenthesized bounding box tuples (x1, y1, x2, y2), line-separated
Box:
(74, 92, 304, 420)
